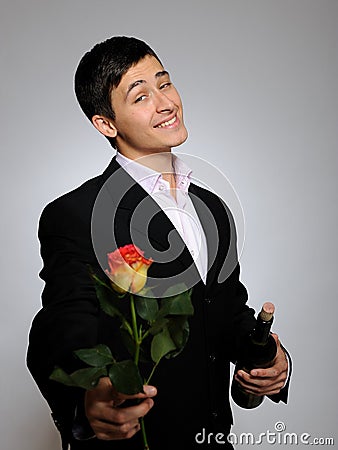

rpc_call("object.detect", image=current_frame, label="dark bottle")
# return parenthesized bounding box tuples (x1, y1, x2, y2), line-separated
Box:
(231, 302, 277, 409)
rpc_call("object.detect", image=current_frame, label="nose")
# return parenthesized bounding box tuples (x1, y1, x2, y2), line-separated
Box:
(153, 90, 175, 113)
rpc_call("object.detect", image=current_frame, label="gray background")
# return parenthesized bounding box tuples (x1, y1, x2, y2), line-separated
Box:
(1, 0, 337, 449)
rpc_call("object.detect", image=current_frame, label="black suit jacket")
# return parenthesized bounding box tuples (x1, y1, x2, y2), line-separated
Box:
(27, 157, 289, 450)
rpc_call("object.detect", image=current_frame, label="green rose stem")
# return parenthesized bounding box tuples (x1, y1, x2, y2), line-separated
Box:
(145, 361, 159, 385)
(130, 294, 150, 450)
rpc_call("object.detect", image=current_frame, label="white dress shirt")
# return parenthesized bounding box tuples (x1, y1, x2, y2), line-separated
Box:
(116, 152, 208, 283)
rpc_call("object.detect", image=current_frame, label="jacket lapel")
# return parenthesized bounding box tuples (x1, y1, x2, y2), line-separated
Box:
(188, 183, 220, 288)
(95, 157, 238, 295)
(93, 157, 200, 286)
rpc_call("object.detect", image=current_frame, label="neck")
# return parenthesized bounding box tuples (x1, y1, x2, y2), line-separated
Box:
(117, 150, 177, 197)
(118, 150, 175, 176)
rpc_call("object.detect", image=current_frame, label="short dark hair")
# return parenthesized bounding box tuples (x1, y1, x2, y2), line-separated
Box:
(74, 36, 162, 148)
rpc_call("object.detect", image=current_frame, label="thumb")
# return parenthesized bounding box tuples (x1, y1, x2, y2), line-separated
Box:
(271, 332, 280, 345)
(143, 385, 157, 397)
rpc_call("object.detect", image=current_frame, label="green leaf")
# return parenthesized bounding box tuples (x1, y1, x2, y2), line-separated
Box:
(166, 317, 190, 359)
(70, 367, 107, 390)
(162, 283, 189, 298)
(148, 317, 168, 336)
(136, 287, 157, 297)
(159, 289, 194, 317)
(108, 360, 144, 395)
(150, 326, 177, 363)
(135, 296, 159, 321)
(95, 282, 124, 320)
(50, 367, 77, 387)
(50, 366, 107, 390)
(74, 344, 114, 367)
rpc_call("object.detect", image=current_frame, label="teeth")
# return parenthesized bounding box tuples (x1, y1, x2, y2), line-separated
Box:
(156, 116, 177, 128)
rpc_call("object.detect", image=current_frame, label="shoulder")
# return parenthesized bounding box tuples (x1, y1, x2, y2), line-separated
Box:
(39, 157, 119, 229)
(189, 182, 234, 224)
(40, 176, 101, 227)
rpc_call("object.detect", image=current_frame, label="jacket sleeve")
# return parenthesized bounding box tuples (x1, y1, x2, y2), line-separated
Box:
(26, 197, 102, 443)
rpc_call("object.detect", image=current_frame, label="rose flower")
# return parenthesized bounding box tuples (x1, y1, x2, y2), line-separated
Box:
(105, 244, 153, 294)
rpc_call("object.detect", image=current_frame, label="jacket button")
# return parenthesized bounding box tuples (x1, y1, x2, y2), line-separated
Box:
(212, 411, 218, 419)
(209, 353, 216, 362)
(52, 417, 62, 432)
(205, 297, 211, 304)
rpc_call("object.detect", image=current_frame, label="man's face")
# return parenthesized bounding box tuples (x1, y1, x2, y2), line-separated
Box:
(110, 55, 188, 159)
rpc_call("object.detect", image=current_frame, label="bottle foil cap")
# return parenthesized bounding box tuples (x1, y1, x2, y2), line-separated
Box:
(260, 302, 275, 321)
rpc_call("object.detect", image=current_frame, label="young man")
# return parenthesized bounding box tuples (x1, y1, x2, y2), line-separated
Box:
(27, 36, 290, 450)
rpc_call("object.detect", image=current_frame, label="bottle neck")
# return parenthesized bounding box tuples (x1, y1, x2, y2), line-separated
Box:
(251, 316, 274, 345)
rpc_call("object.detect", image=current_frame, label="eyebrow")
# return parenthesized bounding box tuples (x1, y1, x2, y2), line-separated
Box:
(125, 70, 170, 98)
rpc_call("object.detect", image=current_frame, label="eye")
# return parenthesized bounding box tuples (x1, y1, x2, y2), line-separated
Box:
(135, 94, 147, 103)
(160, 82, 172, 90)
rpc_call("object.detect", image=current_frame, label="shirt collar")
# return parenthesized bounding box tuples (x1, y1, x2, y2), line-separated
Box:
(116, 152, 192, 195)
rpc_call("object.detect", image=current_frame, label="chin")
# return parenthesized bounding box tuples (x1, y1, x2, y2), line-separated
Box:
(172, 130, 189, 148)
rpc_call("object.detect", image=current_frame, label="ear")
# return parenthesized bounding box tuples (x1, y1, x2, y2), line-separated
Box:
(92, 115, 117, 138)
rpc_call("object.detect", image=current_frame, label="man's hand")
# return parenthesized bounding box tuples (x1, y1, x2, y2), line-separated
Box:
(234, 333, 288, 396)
(85, 377, 157, 441)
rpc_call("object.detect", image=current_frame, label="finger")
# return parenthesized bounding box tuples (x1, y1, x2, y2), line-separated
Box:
(236, 373, 285, 390)
(249, 367, 280, 378)
(105, 397, 155, 425)
(237, 367, 280, 379)
(92, 418, 141, 441)
(90, 399, 153, 440)
(240, 385, 285, 396)
(120, 385, 157, 399)
(249, 359, 288, 378)
(271, 332, 279, 343)
(130, 385, 157, 400)
(143, 385, 157, 397)
(112, 385, 157, 406)
(235, 374, 286, 395)
(236, 370, 286, 386)
(238, 381, 286, 396)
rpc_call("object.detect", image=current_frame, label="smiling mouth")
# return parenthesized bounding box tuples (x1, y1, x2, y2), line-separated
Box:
(155, 116, 177, 128)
